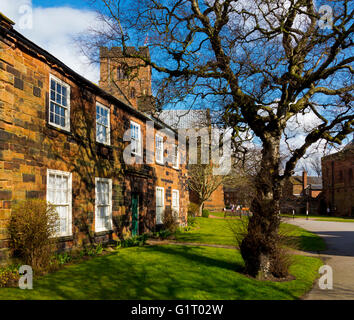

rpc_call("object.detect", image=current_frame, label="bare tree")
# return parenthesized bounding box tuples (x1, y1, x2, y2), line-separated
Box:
(187, 163, 227, 215)
(309, 157, 322, 177)
(79, 0, 353, 278)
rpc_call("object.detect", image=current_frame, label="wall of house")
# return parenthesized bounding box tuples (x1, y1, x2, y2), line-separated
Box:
(204, 184, 225, 211)
(0, 28, 188, 263)
(322, 151, 354, 216)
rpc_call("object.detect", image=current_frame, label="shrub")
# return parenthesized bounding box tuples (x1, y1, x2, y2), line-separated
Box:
(53, 252, 73, 266)
(202, 209, 210, 218)
(187, 202, 199, 216)
(0, 264, 20, 288)
(162, 207, 179, 233)
(269, 247, 292, 278)
(187, 213, 197, 228)
(117, 234, 148, 248)
(8, 199, 59, 272)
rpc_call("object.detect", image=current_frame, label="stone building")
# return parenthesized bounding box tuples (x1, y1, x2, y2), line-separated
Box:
(0, 13, 189, 262)
(322, 139, 354, 216)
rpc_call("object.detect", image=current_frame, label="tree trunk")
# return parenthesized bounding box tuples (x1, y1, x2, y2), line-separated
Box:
(240, 136, 282, 279)
(198, 202, 205, 216)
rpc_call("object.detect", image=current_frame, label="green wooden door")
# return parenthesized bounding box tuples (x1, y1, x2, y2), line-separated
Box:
(132, 194, 139, 236)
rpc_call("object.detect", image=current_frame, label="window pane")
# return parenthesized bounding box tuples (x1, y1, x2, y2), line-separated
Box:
(56, 83, 62, 94)
(56, 93, 61, 104)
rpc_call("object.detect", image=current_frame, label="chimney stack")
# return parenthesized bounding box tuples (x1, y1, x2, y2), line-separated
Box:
(302, 171, 308, 191)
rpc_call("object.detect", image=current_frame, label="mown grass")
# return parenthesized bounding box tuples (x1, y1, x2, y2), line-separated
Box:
(176, 217, 326, 252)
(281, 214, 354, 223)
(0, 245, 322, 300)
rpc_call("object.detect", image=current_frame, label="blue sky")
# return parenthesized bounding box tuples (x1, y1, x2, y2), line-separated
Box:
(0, 0, 100, 82)
(33, 0, 91, 9)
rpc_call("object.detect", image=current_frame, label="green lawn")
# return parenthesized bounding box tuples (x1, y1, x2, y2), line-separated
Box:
(0, 245, 322, 300)
(175, 217, 238, 246)
(279, 223, 326, 251)
(176, 217, 326, 252)
(0, 216, 325, 300)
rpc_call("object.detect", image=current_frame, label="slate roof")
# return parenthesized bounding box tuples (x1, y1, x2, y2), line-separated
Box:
(289, 176, 322, 185)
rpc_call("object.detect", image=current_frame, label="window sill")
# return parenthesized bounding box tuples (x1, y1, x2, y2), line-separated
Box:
(47, 123, 72, 135)
(96, 141, 112, 148)
(57, 235, 74, 242)
(94, 230, 113, 237)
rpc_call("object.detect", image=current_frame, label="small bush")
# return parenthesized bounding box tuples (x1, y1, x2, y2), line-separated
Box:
(270, 247, 292, 278)
(162, 207, 179, 233)
(202, 209, 210, 218)
(80, 244, 104, 257)
(53, 252, 73, 266)
(187, 213, 197, 228)
(117, 234, 148, 248)
(187, 202, 199, 216)
(8, 199, 59, 272)
(0, 264, 20, 288)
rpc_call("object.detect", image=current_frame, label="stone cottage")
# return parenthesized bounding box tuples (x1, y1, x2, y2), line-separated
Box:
(0, 13, 189, 262)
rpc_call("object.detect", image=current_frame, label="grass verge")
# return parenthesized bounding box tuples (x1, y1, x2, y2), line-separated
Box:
(176, 217, 326, 252)
(0, 245, 322, 300)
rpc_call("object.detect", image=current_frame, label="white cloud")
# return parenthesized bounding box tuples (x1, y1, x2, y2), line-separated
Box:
(0, 0, 100, 83)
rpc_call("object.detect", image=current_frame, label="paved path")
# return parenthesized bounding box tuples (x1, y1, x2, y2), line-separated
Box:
(285, 218, 354, 300)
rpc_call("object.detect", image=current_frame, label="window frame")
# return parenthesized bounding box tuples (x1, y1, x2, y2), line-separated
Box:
(96, 102, 111, 146)
(155, 134, 164, 165)
(156, 186, 165, 225)
(49, 74, 71, 132)
(95, 177, 113, 233)
(172, 144, 179, 169)
(172, 189, 179, 217)
(130, 121, 142, 157)
(46, 169, 72, 238)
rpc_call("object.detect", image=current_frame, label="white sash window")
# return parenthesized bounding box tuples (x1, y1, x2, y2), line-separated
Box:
(49, 75, 70, 131)
(47, 169, 72, 237)
(172, 189, 179, 217)
(156, 134, 164, 164)
(172, 144, 179, 169)
(95, 178, 113, 232)
(130, 121, 141, 156)
(156, 187, 164, 224)
(96, 103, 110, 145)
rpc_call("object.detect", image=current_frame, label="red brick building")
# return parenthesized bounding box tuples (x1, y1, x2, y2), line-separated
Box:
(322, 140, 354, 216)
(0, 14, 189, 262)
(281, 171, 323, 214)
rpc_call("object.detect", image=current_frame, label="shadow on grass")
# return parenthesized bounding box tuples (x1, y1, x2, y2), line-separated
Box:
(1, 244, 321, 300)
(282, 235, 326, 252)
(150, 245, 244, 273)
